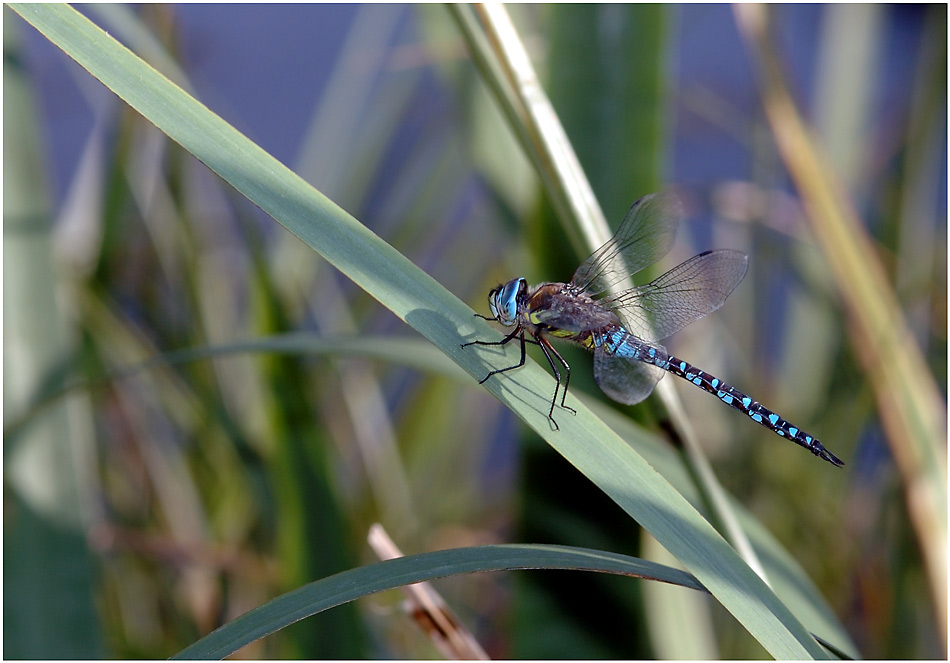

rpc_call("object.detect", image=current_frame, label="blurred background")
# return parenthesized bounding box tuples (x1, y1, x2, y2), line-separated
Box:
(4, 4, 945, 659)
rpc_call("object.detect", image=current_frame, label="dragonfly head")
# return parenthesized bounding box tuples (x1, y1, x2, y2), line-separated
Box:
(488, 278, 526, 326)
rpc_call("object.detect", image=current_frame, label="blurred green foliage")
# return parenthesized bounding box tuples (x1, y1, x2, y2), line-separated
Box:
(4, 4, 945, 659)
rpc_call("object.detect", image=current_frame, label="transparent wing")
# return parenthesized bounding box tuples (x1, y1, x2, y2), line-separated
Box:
(605, 249, 749, 342)
(571, 192, 683, 295)
(593, 343, 667, 405)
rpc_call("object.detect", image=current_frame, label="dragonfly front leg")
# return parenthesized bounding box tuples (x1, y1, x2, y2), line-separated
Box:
(535, 334, 577, 429)
(462, 326, 528, 385)
(462, 324, 521, 349)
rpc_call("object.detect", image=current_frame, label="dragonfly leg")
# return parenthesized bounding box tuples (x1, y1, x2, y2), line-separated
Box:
(540, 337, 574, 414)
(464, 328, 528, 385)
(463, 327, 573, 429)
(461, 324, 522, 349)
(536, 335, 576, 429)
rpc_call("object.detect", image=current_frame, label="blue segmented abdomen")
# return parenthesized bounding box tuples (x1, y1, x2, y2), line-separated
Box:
(655, 353, 842, 466)
(588, 324, 842, 466)
(596, 326, 660, 362)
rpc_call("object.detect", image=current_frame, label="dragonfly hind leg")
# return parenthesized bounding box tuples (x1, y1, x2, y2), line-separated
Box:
(536, 335, 576, 430)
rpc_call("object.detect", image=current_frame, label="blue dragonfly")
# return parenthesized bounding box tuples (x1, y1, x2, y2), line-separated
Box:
(463, 192, 844, 467)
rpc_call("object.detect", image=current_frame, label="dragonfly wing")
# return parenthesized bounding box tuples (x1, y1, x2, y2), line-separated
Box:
(571, 192, 683, 295)
(593, 344, 667, 405)
(606, 249, 748, 342)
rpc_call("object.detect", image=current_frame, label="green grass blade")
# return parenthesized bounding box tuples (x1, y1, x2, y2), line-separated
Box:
(735, 4, 947, 642)
(3, 10, 103, 657)
(172, 543, 704, 659)
(547, 4, 666, 213)
(8, 4, 837, 658)
(2, 335, 463, 446)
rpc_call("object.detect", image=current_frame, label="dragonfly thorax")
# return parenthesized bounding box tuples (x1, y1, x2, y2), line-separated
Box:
(488, 277, 527, 326)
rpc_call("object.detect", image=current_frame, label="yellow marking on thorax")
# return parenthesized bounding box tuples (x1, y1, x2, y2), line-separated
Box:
(577, 334, 596, 349)
(527, 310, 546, 326)
(547, 328, 575, 339)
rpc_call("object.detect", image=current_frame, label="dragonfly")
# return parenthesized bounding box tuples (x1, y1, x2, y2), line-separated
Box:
(463, 192, 844, 467)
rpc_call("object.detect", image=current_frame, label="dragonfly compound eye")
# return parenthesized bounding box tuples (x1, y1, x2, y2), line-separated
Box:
(493, 278, 523, 325)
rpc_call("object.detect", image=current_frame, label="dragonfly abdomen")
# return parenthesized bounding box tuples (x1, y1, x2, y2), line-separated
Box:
(594, 325, 658, 361)
(661, 355, 843, 467)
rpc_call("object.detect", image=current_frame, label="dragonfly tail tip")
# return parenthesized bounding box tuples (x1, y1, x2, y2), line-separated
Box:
(819, 448, 845, 468)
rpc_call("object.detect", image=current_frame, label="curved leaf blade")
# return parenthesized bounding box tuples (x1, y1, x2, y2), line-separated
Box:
(172, 543, 704, 659)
